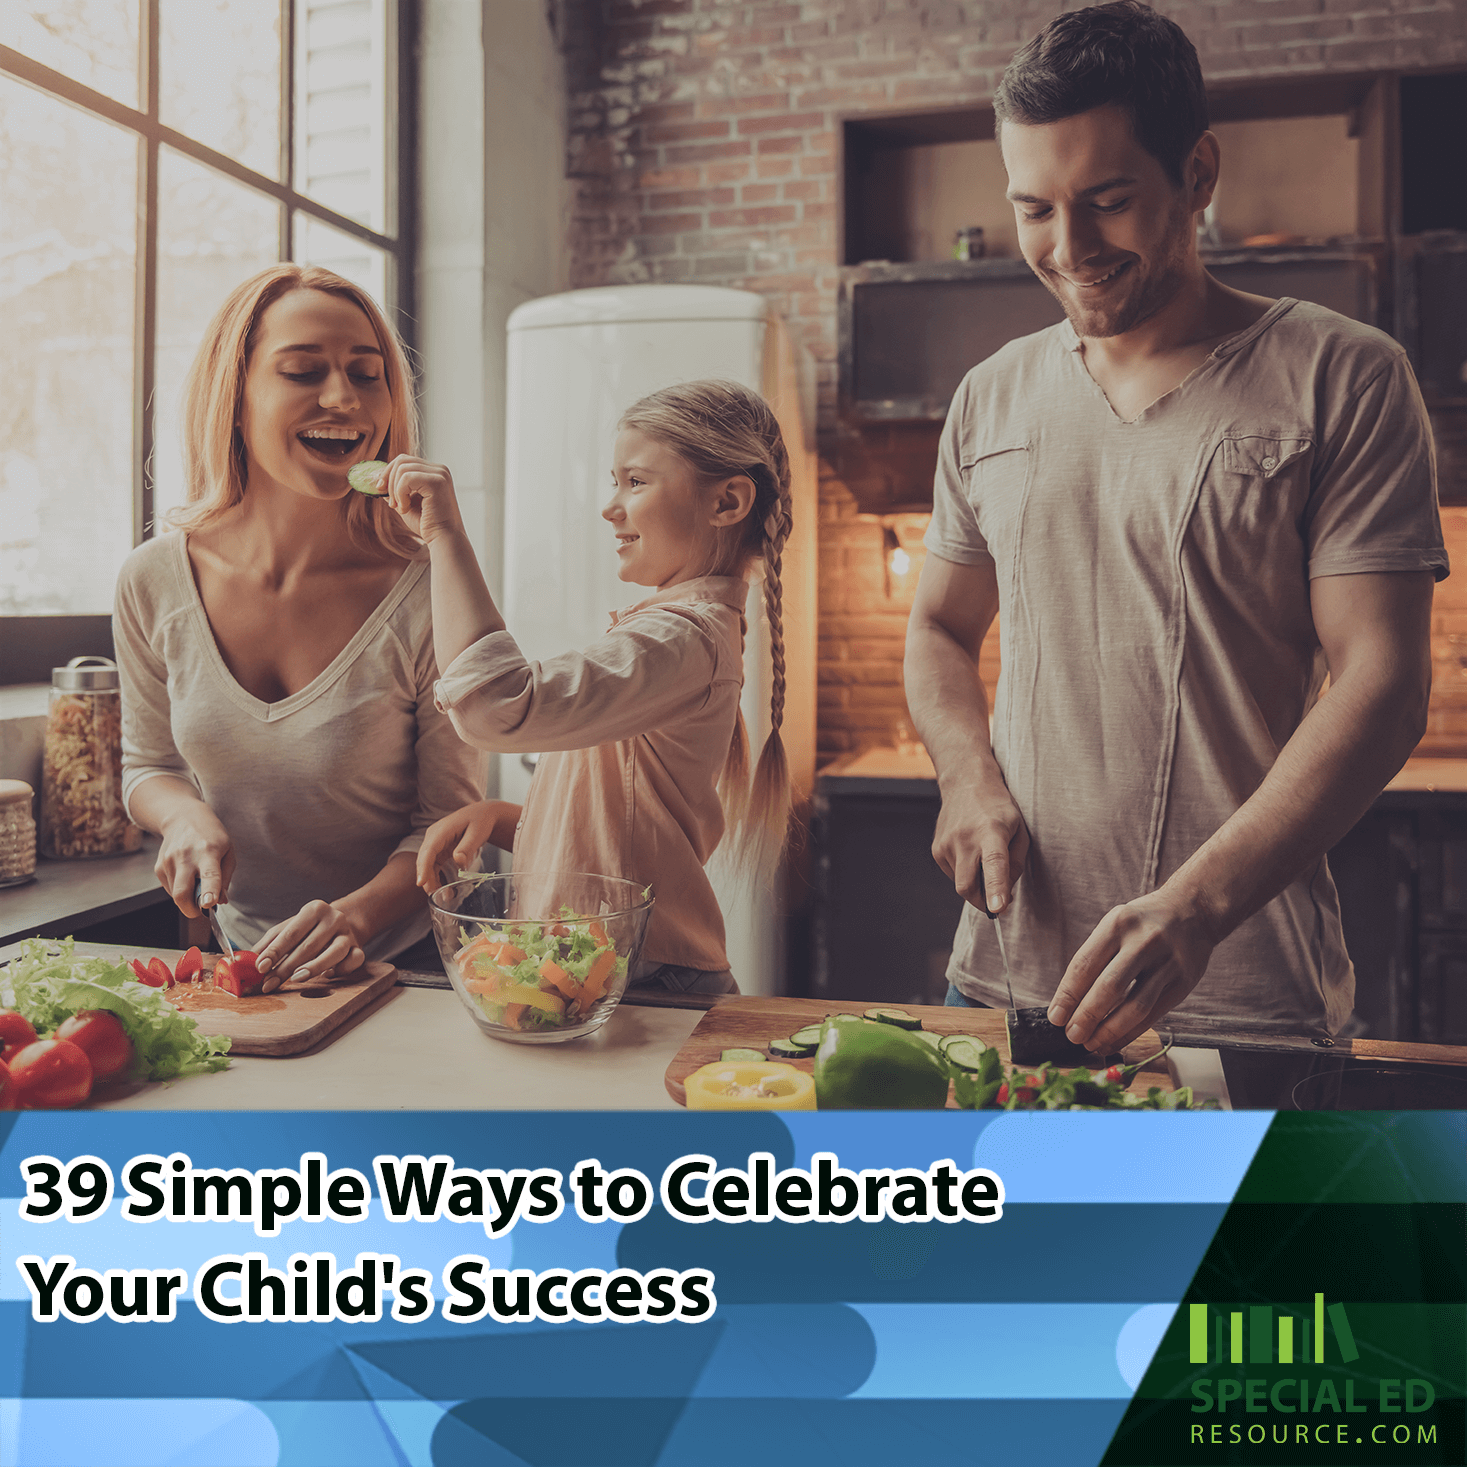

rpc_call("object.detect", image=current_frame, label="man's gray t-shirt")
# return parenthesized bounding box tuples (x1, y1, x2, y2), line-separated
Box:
(925, 297, 1446, 1037)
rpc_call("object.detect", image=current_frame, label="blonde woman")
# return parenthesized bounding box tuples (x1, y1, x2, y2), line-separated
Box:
(114, 264, 485, 986)
(401, 380, 795, 999)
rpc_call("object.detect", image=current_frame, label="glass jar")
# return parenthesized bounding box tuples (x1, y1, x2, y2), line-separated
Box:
(0, 779, 37, 886)
(40, 657, 144, 860)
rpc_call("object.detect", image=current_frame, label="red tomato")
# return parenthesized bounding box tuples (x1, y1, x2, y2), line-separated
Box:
(0, 1057, 12, 1109)
(147, 957, 174, 987)
(9, 1039, 93, 1109)
(214, 952, 264, 997)
(0, 1010, 39, 1063)
(55, 1010, 135, 1082)
(175, 946, 203, 983)
(996, 1082, 1009, 1105)
(1103, 1065, 1126, 1085)
(128, 958, 158, 985)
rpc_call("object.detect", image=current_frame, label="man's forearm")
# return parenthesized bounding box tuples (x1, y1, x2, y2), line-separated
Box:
(904, 618, 1005, 795)
(1165, 668, 1426, 942)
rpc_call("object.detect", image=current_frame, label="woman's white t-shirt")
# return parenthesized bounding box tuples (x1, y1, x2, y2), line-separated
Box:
(114, 532, 486, 959)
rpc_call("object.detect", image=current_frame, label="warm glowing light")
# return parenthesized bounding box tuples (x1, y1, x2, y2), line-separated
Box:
(890, 547, 910, 576)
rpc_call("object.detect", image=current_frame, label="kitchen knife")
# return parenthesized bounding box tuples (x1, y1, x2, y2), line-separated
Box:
(193, 877, 234, 964)
(974, 866, 1015, 1013)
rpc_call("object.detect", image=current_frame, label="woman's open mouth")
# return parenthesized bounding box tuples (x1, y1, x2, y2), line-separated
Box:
(616, 534, 639, 552)
(297, 428, 367, 462)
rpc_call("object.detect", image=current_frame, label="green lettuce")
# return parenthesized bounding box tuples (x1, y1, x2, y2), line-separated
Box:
(2, 937, 231, 1080)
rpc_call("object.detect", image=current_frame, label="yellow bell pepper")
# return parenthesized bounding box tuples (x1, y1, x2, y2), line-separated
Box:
(684, 1060, 817, 1111)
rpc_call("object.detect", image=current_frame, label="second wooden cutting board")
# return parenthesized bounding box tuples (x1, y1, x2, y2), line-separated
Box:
(70, 944, 399, 1057)
(664, 996, 1166, 1107)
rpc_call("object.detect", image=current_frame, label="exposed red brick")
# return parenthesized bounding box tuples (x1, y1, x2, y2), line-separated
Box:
(664, 139, 754, 164)
(709, 204, 800, 228)
(645, 118, 730, 144)
(646, 186, 737, 210)
(638, 166, 702, 190)
(737, 110, 828, 136)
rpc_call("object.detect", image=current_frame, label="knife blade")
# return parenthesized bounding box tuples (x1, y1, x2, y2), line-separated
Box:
(975, 866, 1015, 1012)
(194, 877, 234, 963)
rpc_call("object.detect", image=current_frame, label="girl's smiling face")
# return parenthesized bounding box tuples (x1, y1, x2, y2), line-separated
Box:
(237, 288, 392, 502)
(605, 428, 722, 588)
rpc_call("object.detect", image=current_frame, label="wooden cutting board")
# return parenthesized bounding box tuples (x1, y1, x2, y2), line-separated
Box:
(664, 995, 1168, 1107)
(66, 943, 400, 1057)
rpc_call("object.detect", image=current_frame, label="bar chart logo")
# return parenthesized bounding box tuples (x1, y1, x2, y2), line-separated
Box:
(1188, 1294, 1359, 1366)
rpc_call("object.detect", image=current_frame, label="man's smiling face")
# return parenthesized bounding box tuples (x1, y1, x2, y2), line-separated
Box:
(1001, 103, 1210, 340)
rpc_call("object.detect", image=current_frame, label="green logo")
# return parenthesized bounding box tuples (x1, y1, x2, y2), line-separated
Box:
(1189, 1292, 1358, 1366)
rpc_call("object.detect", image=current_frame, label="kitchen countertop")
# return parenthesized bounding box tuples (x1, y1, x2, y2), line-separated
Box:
(9, 974, 704, 1110)
(0, 837, 166, 944)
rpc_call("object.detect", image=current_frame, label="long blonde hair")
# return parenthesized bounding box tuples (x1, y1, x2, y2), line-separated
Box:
(167, 264, 421, 560)
(619, 380, 794, 867)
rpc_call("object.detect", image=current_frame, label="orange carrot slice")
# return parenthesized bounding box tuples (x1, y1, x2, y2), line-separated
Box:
(539, 960, 579, 1000)
(579, 947, 617, 1007)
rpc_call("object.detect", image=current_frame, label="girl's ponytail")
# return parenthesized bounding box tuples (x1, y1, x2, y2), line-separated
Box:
(618, 380, 795, 873)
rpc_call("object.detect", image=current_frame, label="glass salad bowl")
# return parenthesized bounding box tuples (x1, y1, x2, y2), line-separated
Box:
(428, 873, 654, 1044)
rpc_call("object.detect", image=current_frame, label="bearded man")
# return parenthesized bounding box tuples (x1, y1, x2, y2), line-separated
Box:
(903, 1, 1444, 1092)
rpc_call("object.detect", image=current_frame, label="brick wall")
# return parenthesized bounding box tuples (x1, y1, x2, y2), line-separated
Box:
(557, 0, 1467, 763)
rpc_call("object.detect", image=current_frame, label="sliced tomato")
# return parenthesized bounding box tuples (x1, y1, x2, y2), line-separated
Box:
(0, 1009, 39, 1063)
(147, 957, 174, 987)
(9, 1039, 93, 1109)
(174, 946, 204, 983)
(214, 952, 265, 997)
(128, 958, 160, 985)
(55, 1010, 134, 1082)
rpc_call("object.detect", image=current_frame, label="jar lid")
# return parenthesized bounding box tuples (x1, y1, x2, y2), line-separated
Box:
(0, 780, 34, 806)
(52, 655, 119, 691)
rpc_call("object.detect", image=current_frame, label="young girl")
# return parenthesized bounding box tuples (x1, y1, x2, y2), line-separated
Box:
(390, 380, 794, 995)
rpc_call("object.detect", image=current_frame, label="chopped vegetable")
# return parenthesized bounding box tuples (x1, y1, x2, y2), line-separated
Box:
(213, 952, 265, 998)
(949, 1042, 1213, 1110)
(939, 1036, 989, 1073)
(864, 1007, 922, 1030)
(789, 1024, 824, 1047)
(347, 460, 389, 495)
(721, 1047, 766, 1061)
(453, 912, 628, 1032)
(769, 1035, 816, 1059)
(0, 938, 230, 1082)
(147, 957, 174, 988)
(174, 947, 204, 983)
(685, 1060, 816, 1111)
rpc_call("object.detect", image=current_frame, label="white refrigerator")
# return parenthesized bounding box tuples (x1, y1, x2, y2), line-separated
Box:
(498, 284, 816, 995)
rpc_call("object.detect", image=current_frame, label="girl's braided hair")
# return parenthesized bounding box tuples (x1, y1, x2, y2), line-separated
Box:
(618, 379, 794, 868)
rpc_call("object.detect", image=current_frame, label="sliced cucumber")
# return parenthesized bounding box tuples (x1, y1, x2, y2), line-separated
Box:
(770, 1035, 816, 1059)
(864, 1007, 922, 1030)
(914, 1030, 944, 1049)
(347, 459, 389, 496)
(941, 1036, 989, 1072)
(721, 1047, 766, 1062)
(789, 1024, 824, 1048)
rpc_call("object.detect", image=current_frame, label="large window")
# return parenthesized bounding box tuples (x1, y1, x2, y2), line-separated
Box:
(0, 0, 412, 633)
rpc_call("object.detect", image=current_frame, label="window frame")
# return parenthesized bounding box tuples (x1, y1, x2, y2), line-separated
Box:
(0, 0, 417, 672)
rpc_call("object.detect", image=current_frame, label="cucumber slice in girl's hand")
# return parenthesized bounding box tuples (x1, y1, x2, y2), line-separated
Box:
(348, 460, 389, 495)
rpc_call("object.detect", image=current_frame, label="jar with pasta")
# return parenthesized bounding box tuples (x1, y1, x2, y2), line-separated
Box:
(40, 657, 144, 860)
